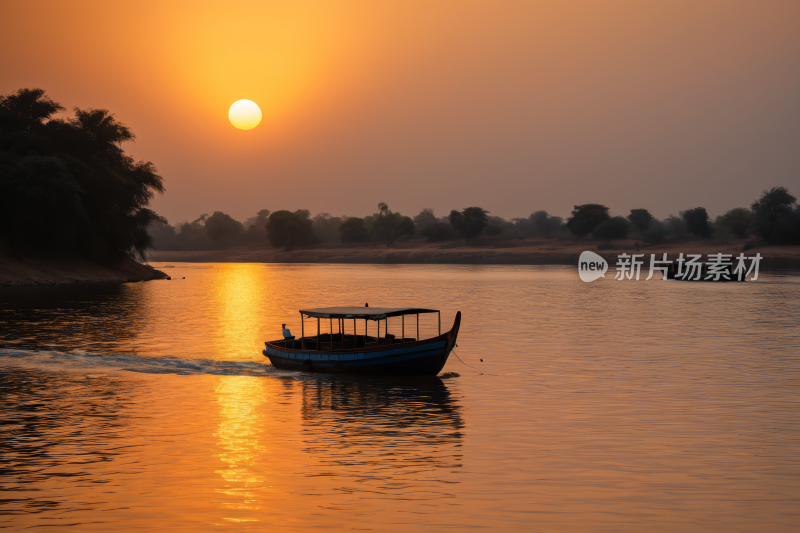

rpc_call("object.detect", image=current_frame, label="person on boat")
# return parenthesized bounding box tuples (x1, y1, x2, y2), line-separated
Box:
(282, 324, 295, 347)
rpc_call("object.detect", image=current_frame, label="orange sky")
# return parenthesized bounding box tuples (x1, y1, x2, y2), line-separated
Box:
(3, 0, 799, 224)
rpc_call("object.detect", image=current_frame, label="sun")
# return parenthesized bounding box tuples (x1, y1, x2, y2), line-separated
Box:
(228, 100, 262, 130)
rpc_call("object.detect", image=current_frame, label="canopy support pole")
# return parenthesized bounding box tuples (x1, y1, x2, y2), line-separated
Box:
(402, 315, 404, 343)
(301, 313, 305, 350)
(416, 313, 419, 342)
(317, 318, 320, 351)
(438, 311, 441, 335)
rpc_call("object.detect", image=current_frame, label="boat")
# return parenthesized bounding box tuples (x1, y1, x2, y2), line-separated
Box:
(263, 307, 461, 376)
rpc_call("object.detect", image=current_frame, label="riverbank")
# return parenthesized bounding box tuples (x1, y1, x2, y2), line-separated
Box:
(0, 255, 171, 287)
(147, 237, 800, 269)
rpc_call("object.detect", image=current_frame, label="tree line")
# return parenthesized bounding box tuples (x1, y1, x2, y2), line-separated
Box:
(563, 187, 800, 246)
(0, 88, 164, 262)
(148, 186, 800, 252)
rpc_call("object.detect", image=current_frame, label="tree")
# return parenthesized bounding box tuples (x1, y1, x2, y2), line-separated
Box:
(378, 202, 389, 216)
(372, 212, 414, 244)
(339, 217, 370, 243)
(530, 210, 563, 237)
(312, 212, 343, 242)
(715, 207, 754, 239)
(266, 210, 316, 250)
(486, 215, 512, 236)
(449, 207, 489, 243)
(420, 218, 459, 242)
(680, 207, 713, 237)
(751, 187, 797, 242)
(593, 216, 629, 240)
(0, 88, 165, 262)
(242, 209, 271, 242)
(663, 214, 687, 237)
(205, 211, 244, 245)
(565, 204, 610, 237)
(413, 208, 438, 233)
(627, 209, 653, 232)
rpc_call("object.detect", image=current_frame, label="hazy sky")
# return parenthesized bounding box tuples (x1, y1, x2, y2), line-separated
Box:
(3, 0, 799, 224)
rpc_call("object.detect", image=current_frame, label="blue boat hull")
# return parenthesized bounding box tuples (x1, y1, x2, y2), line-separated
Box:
(263, 312, 461, 376)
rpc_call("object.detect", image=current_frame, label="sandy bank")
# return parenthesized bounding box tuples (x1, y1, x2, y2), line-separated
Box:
(147, 237, 800, 269)
(0, 255, 170, 288)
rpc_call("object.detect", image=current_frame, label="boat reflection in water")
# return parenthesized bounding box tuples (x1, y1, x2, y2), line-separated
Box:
(297, 376, 464, 491)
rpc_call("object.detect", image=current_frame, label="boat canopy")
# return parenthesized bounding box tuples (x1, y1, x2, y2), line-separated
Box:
(299, 307, 438, 320)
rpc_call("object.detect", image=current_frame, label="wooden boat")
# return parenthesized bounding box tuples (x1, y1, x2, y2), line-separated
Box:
(263, 307, 461, 376)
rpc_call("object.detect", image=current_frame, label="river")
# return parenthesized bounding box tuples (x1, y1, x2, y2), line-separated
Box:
(1, 263, 799, 531)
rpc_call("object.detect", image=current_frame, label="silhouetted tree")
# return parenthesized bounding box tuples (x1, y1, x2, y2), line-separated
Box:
(486, 216, 513, 236)
(378, 202, 389, 216)
(372, 212, 414, 244)
(627, 209, 653, 232)
(565, 204, 610, 237)
(449, 207, 489, 243)
(0, 88, 165, 261)
(715, 207, 754, 239)
(681, 207, 713, 237)
(241, 209, 271, 242)
(205, 211, 244, 245)
(663, 214, 687, 237)
(530, 210, 564, 237)
(312, 212, 344, 243)
(413, 208, 437, 233)
(266, 210, 316, 250)
(339, 217, 370, 243)
(751, 187, 797, 242)
(594, 216, 629, 240)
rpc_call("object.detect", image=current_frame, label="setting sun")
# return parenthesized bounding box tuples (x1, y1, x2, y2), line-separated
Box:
(228, 99, 262, 130)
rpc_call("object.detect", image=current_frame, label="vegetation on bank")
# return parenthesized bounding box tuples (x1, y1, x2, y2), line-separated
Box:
(0, 88, 165, 262)
(149, 187, 800, 252)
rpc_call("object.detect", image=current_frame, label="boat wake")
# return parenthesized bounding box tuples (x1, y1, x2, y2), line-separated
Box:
(0, 348, 276, 377)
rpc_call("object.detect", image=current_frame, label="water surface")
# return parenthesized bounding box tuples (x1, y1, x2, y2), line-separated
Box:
(1, 264, 799, 531)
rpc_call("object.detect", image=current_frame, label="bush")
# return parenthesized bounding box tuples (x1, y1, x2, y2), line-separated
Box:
(642, 230, 664, 244)
(593, 216, 629, 240)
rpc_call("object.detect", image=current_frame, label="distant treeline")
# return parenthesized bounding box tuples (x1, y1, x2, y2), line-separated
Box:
(149, 187, 800, 251)
(0, 88, 164, 261)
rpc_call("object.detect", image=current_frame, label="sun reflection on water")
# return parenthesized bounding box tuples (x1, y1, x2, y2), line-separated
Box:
(213, 376, 268, 520)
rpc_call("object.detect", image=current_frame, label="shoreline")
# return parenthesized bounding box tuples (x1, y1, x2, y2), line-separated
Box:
(3, 237, 797, 288)
(0, 255, 170, 288)
(147, 237, 800, 270)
